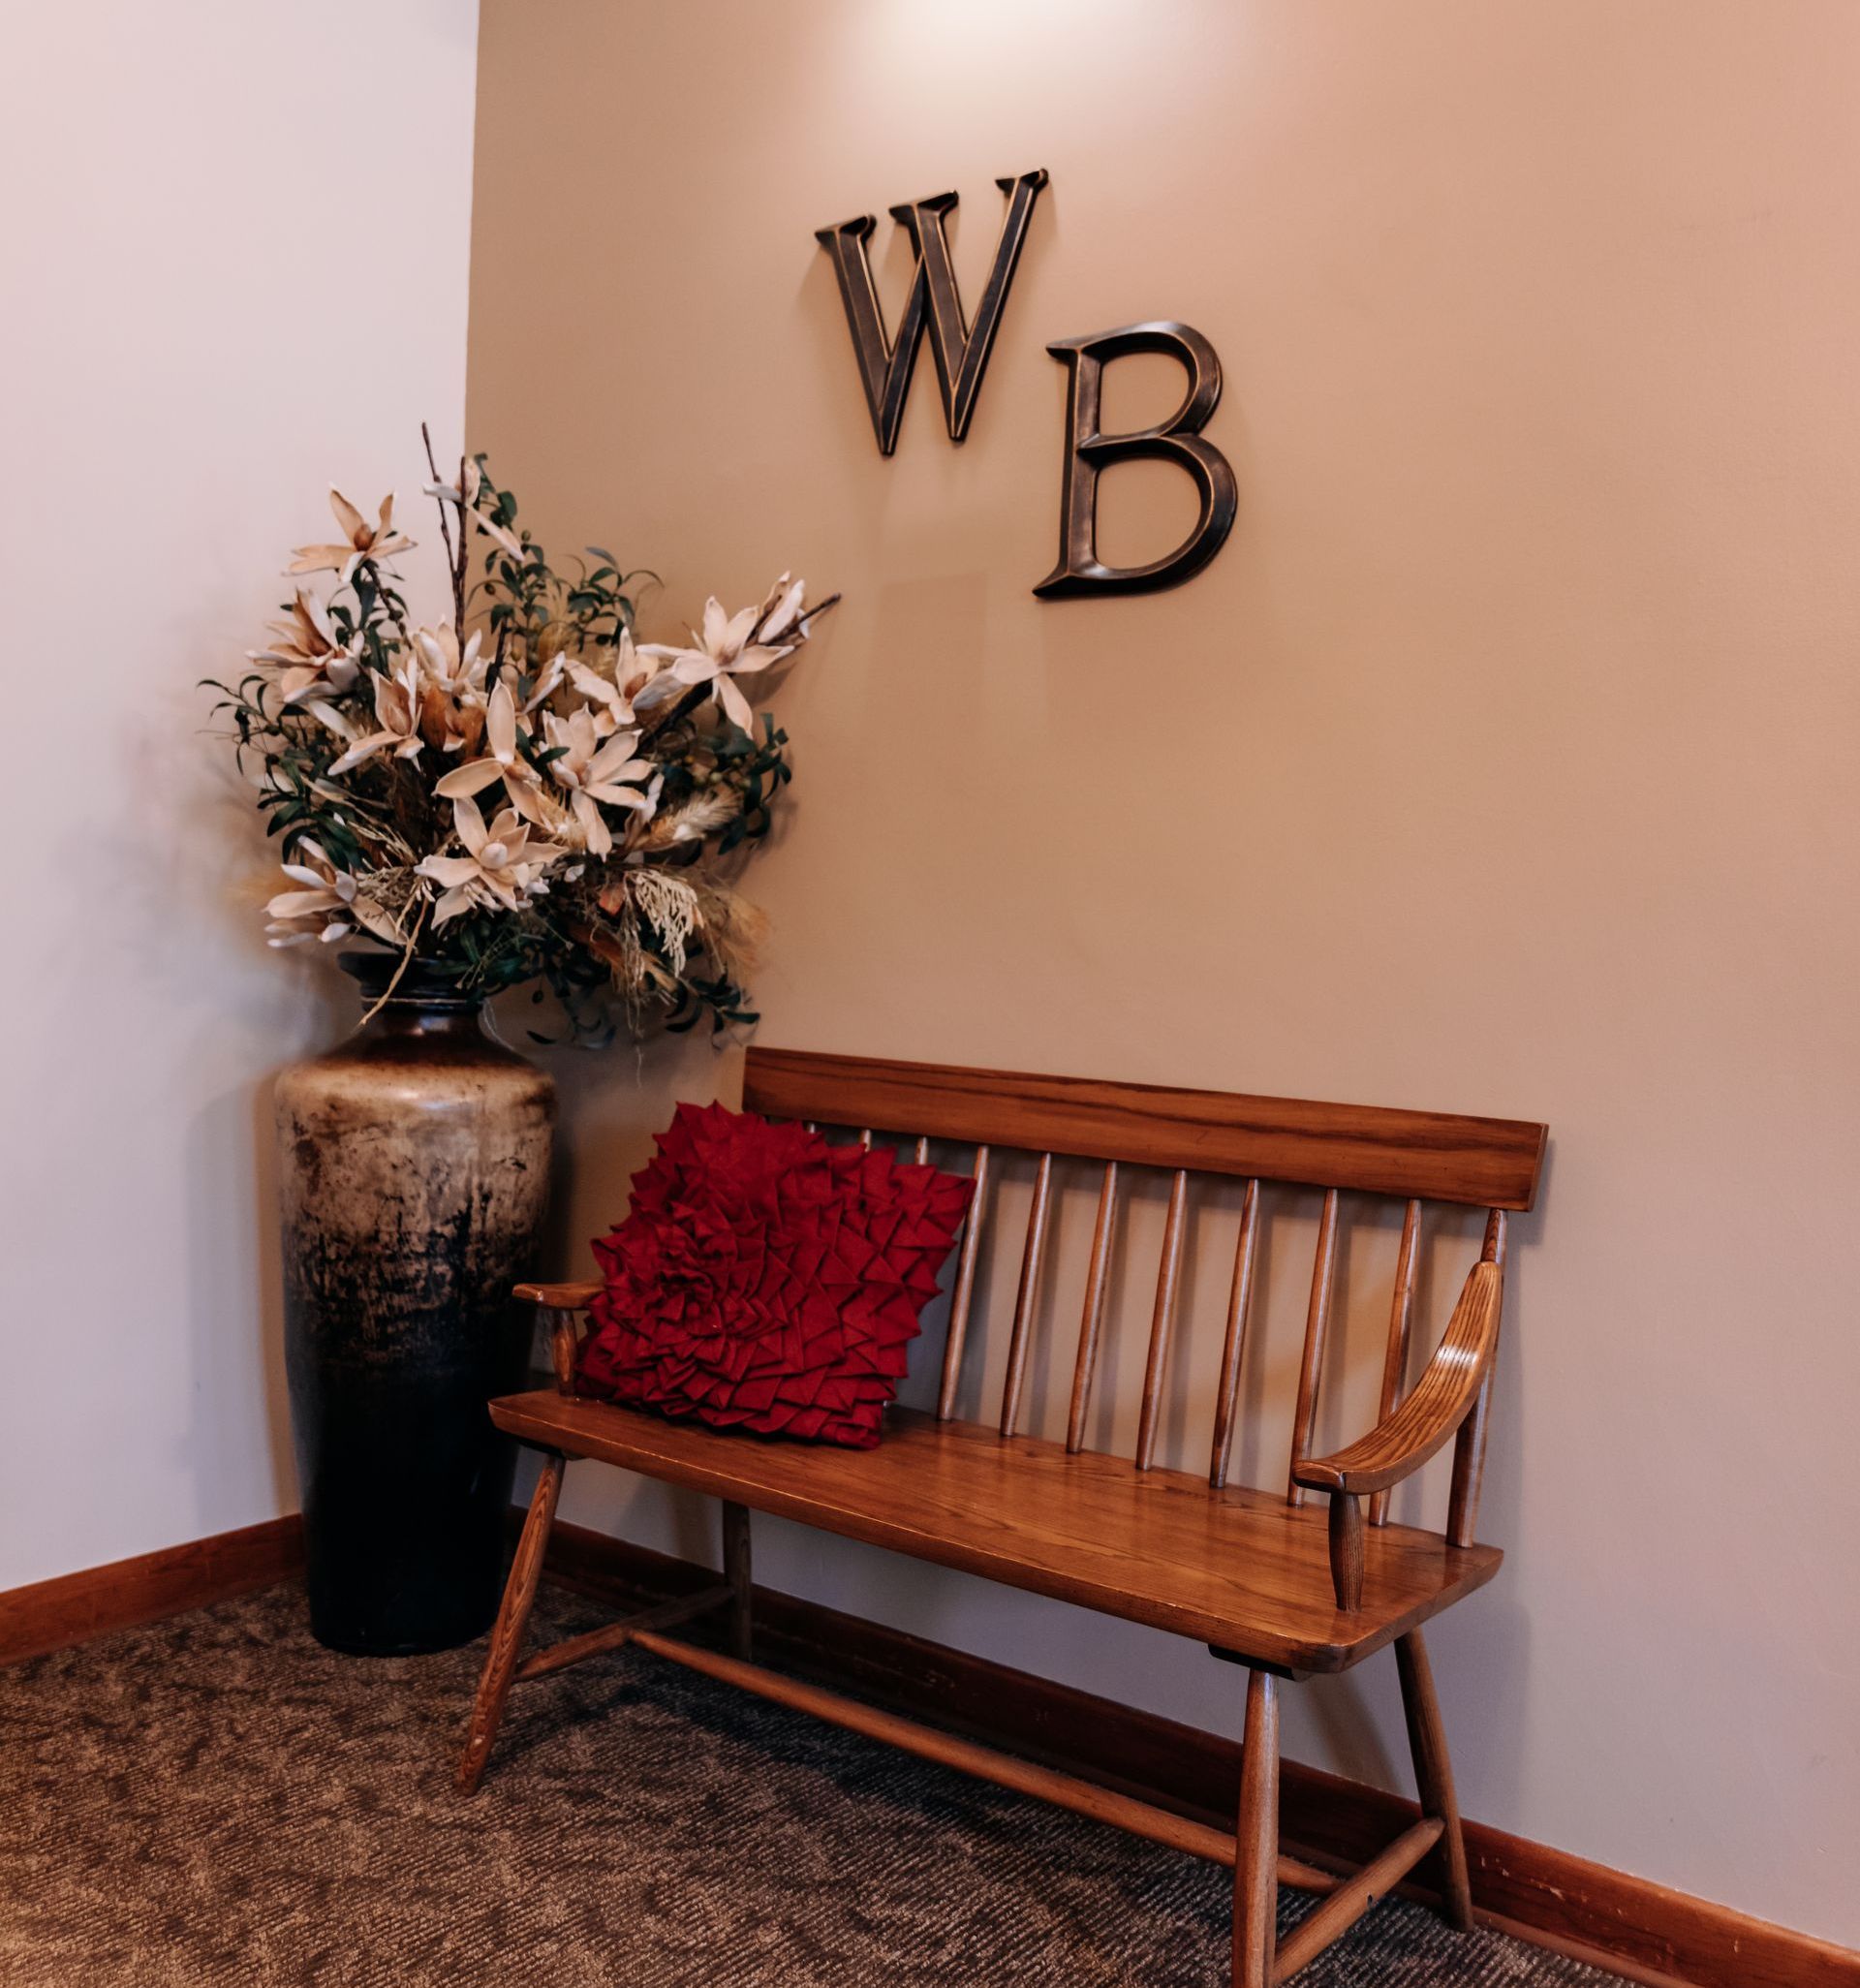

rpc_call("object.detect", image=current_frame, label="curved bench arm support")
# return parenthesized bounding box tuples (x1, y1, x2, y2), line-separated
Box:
(514, 1281, 603, 1394)
(513, 1280, 604, 1309)
(1293, 1259, 1504, 1608)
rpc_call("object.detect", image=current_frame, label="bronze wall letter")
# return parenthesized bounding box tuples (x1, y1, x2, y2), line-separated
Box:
(815, 170, 1049, 455)
(1034, 321, 1238, 599)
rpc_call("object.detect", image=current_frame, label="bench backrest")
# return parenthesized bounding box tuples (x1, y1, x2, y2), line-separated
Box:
(743, 1048, 1546, 1537)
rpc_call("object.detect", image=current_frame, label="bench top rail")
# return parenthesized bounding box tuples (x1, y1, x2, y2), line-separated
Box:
(742, 1049, 1545, 1210)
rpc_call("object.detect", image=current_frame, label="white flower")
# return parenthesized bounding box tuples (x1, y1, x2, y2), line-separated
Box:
(322, 655, 424, 774)
(539, 706, 656, 855)
(250, 589, 359, 704)
(424, 456, 530, 563)
(432, 680, 550, 823)
(639, 594, 794, 733)
(417, 796, 564, 924)
(752, 573, 835, 644)
(290, 489, 414, 585)
(756, 571, 807, 642)
(413, 623, 487, 702)
(411, 623, 490, 752)
(566, 630, 665, 733)
(263, 839, 380, 947)
(522, 650, 568, 715)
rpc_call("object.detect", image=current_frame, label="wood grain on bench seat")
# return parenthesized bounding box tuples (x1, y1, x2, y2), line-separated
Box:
(489, 1393, 1502, 1674)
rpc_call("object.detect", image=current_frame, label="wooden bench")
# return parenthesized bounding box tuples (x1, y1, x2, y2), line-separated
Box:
(458, 1048, 1547, 1987)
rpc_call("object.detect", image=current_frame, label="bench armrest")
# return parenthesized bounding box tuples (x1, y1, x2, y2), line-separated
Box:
(1295, 1260, 1502, 1499)
(515, 1281, 603, 1392)
(514, 1280, 603, 1309)
(1293, 1259, 1503, 1609)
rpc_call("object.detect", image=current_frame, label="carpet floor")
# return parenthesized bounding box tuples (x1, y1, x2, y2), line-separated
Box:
(0, 1581, 1630, 1988)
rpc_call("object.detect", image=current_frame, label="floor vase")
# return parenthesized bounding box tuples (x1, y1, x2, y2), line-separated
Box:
(275, 955, 555, 1654)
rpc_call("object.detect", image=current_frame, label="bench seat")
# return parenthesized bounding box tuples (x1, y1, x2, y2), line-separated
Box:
(489, 1389, 1502, 1675)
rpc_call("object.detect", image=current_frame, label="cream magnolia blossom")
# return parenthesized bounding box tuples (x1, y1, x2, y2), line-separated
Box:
(757, 570, 808, 642)
(414, 622, 487, 700)
(567, 629, 665, 734)
(416, 796, 563, 924)
(251, 589, 359, 704)
(540, 706, 656, 856)
(566, 659, 627, 733)
(264, 840, 395, 947)
(522, 649, 568, 715)
(432, 680, 549, 823)
(323, 655, 425, 773)
(424, 457, 528, 562)
(412, 622, 489, 752)
(640, 595, 794, 733)
(290, 488, 414, 584)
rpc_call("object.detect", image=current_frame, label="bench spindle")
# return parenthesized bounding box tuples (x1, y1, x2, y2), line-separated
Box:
(1446, 1210, 1506, 1547)
(937, 1145, 992, 1421)
(999, 1152, 1054, 1438)
(1481, 1206, 1507, 1268)
(1208, 1179, 1260, 1489)
(1067, 1162, 1121, 1454)
(1286, 1189, 1341, 1507)
(1134, 1169, 1190, 1472)
(1369, 1199, 1423, 1527)
(545, 1307, 580, 1394)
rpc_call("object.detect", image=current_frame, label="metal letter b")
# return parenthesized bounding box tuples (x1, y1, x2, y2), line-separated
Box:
(1034, 321, 1237, 599)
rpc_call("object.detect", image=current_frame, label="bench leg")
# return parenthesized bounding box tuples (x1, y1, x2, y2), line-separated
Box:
(722, 1500, 753, 1662)
(1394, 1629, 1474, 1931)
(455, 1453, 563, 1796)
(1232, 1667, 1280, 1988)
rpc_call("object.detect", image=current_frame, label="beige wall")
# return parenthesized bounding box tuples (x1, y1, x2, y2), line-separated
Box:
(0, 3, 480, 1581)
(468, 0, 1860, 1944)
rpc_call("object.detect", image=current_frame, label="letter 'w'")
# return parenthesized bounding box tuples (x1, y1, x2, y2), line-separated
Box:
(815, 170, 1049, 455)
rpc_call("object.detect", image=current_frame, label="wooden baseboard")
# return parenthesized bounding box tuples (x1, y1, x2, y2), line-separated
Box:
(542, 1518, 1860, 1988)
(0, 1516, 304, 1667)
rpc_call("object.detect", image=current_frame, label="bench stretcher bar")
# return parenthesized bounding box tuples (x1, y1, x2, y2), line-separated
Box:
(512, 1583, 734, 1685)
(624, 1626, 1341, 1898)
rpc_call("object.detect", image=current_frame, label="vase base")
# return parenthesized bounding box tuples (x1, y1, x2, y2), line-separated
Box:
(307, 1607, 497, 1659)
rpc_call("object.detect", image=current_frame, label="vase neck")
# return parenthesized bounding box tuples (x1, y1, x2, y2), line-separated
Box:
(339, 949, 484, 1030)
(363, 1003, 488, 1043)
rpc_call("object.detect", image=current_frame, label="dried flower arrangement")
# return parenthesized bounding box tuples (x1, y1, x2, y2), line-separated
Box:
(206, 430, 835, 1039)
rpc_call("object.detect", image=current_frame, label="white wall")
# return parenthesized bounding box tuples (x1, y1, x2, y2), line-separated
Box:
(0, 0, 480, 1588)
(468, 0, 1860, 1947)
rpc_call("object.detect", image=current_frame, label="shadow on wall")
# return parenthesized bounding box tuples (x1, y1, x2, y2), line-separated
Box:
(182, 1019, 341, 1533)
(511, 1011, 745, 1328)
(175, 699, 351, 1535)
(1413, 1155, 1551, 1830)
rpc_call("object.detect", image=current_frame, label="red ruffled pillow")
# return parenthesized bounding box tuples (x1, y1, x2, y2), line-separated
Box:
(576, 1103, 975, 1449)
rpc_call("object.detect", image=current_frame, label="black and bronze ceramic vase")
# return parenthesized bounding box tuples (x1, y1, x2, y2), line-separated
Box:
(276, 954, 555, 1655)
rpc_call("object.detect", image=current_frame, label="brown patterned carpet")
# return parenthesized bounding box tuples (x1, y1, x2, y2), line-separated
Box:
(0, 1581, 1629, 1987)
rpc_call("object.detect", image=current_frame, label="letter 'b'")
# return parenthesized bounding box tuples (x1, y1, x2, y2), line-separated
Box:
(1034, 322, 1237, 599)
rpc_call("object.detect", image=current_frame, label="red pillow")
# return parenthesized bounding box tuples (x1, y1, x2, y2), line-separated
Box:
(576, 1103, 975, 1449)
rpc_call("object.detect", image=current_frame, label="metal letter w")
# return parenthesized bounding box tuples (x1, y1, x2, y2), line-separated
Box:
(814, 170, 1049, 456)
